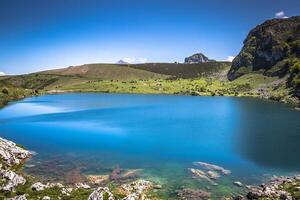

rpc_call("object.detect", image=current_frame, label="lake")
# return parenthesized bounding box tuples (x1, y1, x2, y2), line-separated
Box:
(0, 93, 300, 198)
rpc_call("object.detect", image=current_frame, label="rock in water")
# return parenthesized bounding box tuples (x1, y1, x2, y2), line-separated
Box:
(176, 188, 211, 200)
(234, 181, 243, 187)
(184, 53, 215, 63)
(188, 168, 217, 185)
(193, 161, 231, 175)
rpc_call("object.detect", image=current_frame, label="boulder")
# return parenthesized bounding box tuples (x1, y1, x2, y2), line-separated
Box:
(31, 182, 48, 191)
(0, 169, 26, 191)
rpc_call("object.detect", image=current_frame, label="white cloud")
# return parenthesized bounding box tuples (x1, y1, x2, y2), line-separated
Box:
(0, 72, 5, 76)
(123, 57, 136, 63)
(275, 11, 288, 19)
(137, 58, 148, 63)
(122, 57, 148, 64)
(227, 56, 235, 62)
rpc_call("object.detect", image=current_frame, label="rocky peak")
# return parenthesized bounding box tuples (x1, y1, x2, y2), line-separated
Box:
(116, 60, 129, 65)
(184, 53, 215, 64)
(228, 16, 300, 81)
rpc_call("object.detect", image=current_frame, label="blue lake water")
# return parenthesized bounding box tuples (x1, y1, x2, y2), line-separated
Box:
(0, 93, 300, 197)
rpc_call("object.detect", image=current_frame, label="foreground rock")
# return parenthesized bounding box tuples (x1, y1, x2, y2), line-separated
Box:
(245, 175, 297, 199)
(0, 137, 32, 166)
(0, 168, 26, 191)
(176, 188, 211, 200)
(88, 179, 153, 200)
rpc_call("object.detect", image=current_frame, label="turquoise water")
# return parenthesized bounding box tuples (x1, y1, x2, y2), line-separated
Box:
(0, 93, 300, 197)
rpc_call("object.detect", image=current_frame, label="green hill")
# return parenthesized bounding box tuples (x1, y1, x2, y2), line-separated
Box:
(228, 16, 300, 101)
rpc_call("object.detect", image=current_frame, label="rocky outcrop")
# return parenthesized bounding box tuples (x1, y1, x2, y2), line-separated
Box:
(246, 175, 297, 199)
(0, 137, 32, 166)
(228, 16, 300, 81)
(184, 53, 215, 63)
(88, 180, 153, 200)
(88, 187, 114, 200)
(0, 168, 26, 191)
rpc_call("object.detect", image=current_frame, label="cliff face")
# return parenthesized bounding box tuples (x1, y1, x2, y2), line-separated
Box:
(228, 16, 300, 98)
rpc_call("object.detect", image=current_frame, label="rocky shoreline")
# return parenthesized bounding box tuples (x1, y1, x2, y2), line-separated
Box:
(1, 137, 300, 200)
(0, 137, 159, 200)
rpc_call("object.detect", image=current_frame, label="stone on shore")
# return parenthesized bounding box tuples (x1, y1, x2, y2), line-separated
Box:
(0, 137, 32, 166)
(88, 187, 114, 200)
(31, 182, 48, 191)
(75, 182, 91, 189)
(0, 169, 26, 191)
(7, 195, 28, 200)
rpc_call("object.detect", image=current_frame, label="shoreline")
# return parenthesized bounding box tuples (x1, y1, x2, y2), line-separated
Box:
(1, 136, 300, 199)
(0, 92, 300, 199)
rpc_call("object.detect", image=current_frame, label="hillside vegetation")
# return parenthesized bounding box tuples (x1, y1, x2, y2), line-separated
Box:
(228, 16, 300, 102)
(1, 18, 300, 106)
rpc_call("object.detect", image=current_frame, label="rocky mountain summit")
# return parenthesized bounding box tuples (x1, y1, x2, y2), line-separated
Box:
(116, 60, 129, 65)
(228, 16, 300, 99)
(184, 53, 215, 63)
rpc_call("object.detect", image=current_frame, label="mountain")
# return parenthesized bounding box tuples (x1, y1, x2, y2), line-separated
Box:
(184, 53, 216, 63)
(227, 16, 300, 99)
(116, 60, 129, 64)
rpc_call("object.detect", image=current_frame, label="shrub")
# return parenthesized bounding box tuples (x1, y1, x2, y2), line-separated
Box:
(2, 87, 9, 94)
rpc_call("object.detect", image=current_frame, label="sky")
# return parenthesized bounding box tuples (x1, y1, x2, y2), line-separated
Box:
(0, 0, 300, 74)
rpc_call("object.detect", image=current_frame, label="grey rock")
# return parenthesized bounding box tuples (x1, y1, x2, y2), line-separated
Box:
(234, 181, 243, 187)
(184, 53, 215, 64)
(7, 195, 27, 200)
(31, 182, 47, 191)
(0, 169, 26, 191)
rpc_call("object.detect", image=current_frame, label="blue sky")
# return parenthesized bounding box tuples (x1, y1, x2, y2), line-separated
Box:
(0, 0, 300, 74)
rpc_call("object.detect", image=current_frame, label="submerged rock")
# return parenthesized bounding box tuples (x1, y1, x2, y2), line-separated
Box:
(233, 181, 243, 187)
(109, 166, 140, 182)
(193, 161, 231, 175)
(188, 168, 217, 185)
(176, 188, 211, 200)
(87, 175, 109, 184)
(207, 170, 220, 180)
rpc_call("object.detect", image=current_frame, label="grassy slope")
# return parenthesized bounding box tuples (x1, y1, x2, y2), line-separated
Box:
(129, 62, 231, 78)
(41, 64, 169, 80)
(0, 62, 298, 106)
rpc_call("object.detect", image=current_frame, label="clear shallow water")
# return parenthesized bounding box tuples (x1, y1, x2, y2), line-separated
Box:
(1, 93, 300, 197)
